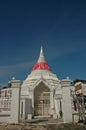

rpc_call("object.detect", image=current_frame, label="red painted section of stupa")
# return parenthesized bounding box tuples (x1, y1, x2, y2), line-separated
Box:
(32, 62, 51, 71)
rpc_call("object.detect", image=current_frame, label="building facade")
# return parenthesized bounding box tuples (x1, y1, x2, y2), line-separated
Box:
(0, 47, 85, 123)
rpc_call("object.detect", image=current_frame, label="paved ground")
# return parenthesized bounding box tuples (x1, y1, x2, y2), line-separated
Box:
(0, 118, 86, 130)
(0, 122, 86, 130)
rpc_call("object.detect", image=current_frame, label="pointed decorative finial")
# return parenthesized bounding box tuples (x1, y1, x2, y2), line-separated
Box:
(40, 46, 44, 56)
(37, 46, 46, 62)
(67, 76, 69, 80)
(40, 46, 42, 53)
(12, 77, 15, 80)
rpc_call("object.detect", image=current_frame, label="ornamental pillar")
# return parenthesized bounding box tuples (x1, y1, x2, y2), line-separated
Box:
(61, 77, 73, 123)
(9, 78, 21, 123)
(50, 90, 55, 116)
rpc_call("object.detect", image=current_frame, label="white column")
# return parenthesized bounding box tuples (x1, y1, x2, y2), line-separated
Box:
(56, 99, 61, 118)
(61, 78, 73, 123)
(29, 89, 34, 115)
(50, 91, 54, 108)
(9, 78, 21, 123)
(50, 90, 55, 116)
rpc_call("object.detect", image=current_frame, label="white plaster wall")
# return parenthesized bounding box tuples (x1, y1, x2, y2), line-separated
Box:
(62, 86, 73, 123)
(9, 80, 21, 124)
(0, 115, 10, 123)
(10, 87, 20, 123)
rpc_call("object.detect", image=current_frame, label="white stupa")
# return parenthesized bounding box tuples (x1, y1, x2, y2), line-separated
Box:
(21, 47, 62, 117)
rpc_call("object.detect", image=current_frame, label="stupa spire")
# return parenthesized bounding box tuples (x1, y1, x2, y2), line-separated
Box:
(37, 46, 46, 63)
(40, 46, 43, 55)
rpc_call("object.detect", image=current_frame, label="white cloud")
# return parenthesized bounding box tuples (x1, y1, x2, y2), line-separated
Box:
(0, 61, 35, 78)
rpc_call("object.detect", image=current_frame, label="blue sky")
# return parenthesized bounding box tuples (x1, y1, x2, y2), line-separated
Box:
(0, 0, 86, 86)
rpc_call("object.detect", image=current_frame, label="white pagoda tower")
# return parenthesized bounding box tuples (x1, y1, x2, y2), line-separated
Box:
(20, 47, 62, 119)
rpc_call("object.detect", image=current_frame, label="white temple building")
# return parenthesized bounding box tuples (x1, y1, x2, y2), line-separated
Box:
(0, 47, 86, 123)
(21, 47, 62, 119)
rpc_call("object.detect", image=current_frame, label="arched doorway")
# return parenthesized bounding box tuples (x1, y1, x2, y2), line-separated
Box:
(34, 82, 50, 116)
